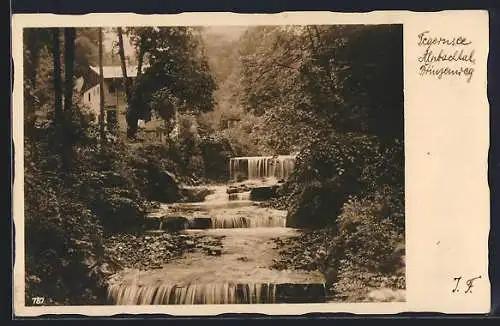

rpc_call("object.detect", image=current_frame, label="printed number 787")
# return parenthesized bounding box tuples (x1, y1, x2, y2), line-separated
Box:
(31, 297, 44, 305)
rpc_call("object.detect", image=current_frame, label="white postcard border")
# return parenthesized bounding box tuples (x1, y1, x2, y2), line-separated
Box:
(11, 10, 491, 316)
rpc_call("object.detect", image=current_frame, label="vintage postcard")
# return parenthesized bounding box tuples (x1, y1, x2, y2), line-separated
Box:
(11, 10, 490, 316)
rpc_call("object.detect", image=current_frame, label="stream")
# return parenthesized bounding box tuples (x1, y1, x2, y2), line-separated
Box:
(107, 156, 328, 305)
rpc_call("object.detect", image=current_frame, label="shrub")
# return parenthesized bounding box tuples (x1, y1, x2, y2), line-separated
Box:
(25, 193, 109, 305)
(285, 181, 348, 229)
(24, 130, 151, 304)
(127, 143, 183, 201)
(337, 187, 404, 274)
(91, 188, 145, 234)
(24, 139, 108, 304)
(133, 132, 237, 183)
(285, 133, 384, 228)
(200, 134, 235, 181)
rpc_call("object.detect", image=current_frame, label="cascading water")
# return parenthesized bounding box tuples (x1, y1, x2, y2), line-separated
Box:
(228, 191, 251, 201)
(166, 185, 286, 229)
(108, 282, 277, 305)
(210, 215, 286, 228)
(106, 155, 327, 306)
(229, 155, 296, 181)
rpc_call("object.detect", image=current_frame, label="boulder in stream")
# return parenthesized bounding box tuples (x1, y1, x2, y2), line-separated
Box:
(275, 283, 327, 303)
(179, 187, 213, 202)
(227, 184, 251, 194)
(189, 217, 213, 229)
(226, 186, 239, 194)
(154, 170, 181, 203)
(163, 216, 189, 232)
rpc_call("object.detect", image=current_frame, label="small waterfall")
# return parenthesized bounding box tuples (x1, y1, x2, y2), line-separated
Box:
(228, 192, 251, 201)
(108, 282, 277, 305)
(229, 155, 296, 181)
(210, 215, 286, 228)
(211, 216, 250, 228)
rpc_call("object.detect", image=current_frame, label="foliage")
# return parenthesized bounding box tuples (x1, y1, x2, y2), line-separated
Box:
(198, 27, 280, 157)
(130, 128, 237, 184)
(284, 132, 402, 229)
(234, 24, 406, 231)
(23, 29, 54, 131)
(126, 143, 183, 202)
(200, 33, 243, 123)
(199, 134, 234, 181)
(272, 229, 336, 272)
(24, 137, 108, 305)
(24, 109, 182, 303)
(271, 185, 404, 300)
(24, 119, 192, 303)
(238, 25, 403, 153)
(22, 25, 221, 306)
(74, 28, 100, 78)
(256, 25, 406, 293)
(124, 27, 216, 137)
(337, 187, 405, 274)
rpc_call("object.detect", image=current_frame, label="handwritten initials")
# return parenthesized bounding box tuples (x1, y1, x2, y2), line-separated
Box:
(452, 275, 482, 294)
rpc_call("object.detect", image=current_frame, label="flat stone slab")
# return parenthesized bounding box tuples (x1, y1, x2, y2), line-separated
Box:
(146, 212, 168, 219)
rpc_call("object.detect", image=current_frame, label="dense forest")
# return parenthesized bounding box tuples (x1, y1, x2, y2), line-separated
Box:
(23, 25, 404, 304)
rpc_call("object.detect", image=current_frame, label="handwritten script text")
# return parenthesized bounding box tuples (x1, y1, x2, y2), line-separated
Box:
(417, 31, 476, 82)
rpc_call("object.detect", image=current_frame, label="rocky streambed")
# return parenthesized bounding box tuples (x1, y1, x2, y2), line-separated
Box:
(103, 180, 404, 305)
(104, 182, 331, 305)
(103, 232, 225, 271)
(269, 229, 405, 302)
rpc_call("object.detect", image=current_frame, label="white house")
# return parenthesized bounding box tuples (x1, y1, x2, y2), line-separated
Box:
(81, 65, 142, 133)
(80, 65, 183, 142)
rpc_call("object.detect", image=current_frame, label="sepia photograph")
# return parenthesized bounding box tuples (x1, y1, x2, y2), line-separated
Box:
(10, 7, 495, 316)
(20, 22, 405, 307)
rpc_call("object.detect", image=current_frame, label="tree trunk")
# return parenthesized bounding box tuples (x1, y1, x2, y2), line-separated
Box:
(52, 28, 62, 127)
(26, 30, 39, 91)
(63, 27, 76, 171)
(24, 29, 39, 135)
(116, 27, 131, 100)
(136, 40, 145, 78)
(117, 27, 139, 139)
(98, 27, 106, 144)
(63, 28, 75, 115)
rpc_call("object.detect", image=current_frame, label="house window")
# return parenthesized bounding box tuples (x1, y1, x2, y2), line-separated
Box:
(88, 93, 91, 101)
(108, 82, 115, 94)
